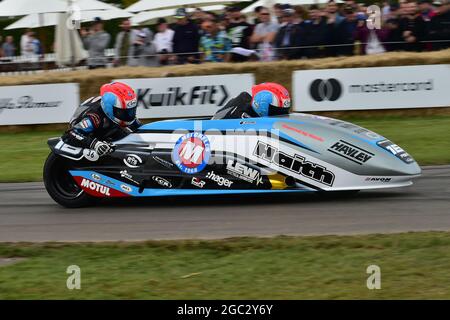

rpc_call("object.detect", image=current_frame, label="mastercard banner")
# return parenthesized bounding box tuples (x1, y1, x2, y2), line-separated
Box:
(292, 64, 450, 111)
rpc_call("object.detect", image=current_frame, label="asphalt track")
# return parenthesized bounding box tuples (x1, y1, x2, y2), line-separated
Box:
(0, 166, 449, 242)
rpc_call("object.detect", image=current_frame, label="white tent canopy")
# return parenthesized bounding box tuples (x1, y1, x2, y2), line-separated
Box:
(0, 0, 115, 17)
(126, 0, 250, 13)
(55, 11, 88, 66)
(131, 5, 225, 25)
(242, 0, 343, 14)
(0, 0, 120, 68)
(5, 8, 134, 30)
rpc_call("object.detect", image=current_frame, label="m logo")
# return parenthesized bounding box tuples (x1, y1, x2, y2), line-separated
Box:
(179, 140, 204, 165)
(309, 79, 342, 102)
(172, 132, 211, 174)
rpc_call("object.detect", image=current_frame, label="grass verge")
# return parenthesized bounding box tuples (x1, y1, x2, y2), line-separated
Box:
(1, 231, 450, 299)
(0, 115, 449, 182)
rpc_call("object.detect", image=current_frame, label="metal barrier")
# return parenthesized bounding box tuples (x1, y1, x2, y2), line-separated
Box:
(1, 40, 449, 76)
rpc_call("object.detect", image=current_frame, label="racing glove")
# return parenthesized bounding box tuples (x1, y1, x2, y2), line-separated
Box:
(91, 139, 114, 156)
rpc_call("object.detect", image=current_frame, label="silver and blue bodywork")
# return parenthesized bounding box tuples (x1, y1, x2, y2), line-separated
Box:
(50, 113, 421, 198)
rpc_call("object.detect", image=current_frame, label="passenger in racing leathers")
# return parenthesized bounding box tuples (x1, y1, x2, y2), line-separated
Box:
(212, 82, 291, 119)
(62, 81, 141, 157)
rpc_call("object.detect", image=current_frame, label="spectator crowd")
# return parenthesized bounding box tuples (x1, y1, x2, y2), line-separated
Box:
(0, 0, 449, 69)
(0, 29, 43, 60)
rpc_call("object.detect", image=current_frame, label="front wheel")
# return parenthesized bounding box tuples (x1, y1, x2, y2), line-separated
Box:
(43, 153, 96, 208)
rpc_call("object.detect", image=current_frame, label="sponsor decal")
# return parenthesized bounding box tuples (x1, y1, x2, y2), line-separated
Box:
(172, 132, 211, 174)
(70, 131, 85, 141)
(309, 79, 343, 102)
(120, 184, 132, 193)
(191, 177, 206, 188)
(240, 120, 256, 125)
(152, 155, 174, 169)
(206, 171, 233, 187)
(281, 124, 324, 142)
(377, 140, 414, 164)
(226, 160, 263, 185)
(80, 119, 91, 130)
(91, 173, 101, 181)
(366, 177, 392, 182)
(123, 154, 143, 168)
(86, 113, 101, 127)
(254, 141, 335, 186)
(126, 98, 137, 108)
(152, 176, 172, 188)
(328, 140, 374, 165)
(136, 85, 229, 109)
(328, 120, 381, 139)
(309, 79, 433, 103)
(104, 180, 116, 187)
(120, 170, 139, 185)
(349, 80, 433, 94)
(83, 149, 99, 161)
(80, 178, 111, 196)
(55, 140, 81, 155)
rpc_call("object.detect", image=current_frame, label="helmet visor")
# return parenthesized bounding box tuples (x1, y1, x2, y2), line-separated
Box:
(268, 104, 290, 116)
(113, 106, 136, 122)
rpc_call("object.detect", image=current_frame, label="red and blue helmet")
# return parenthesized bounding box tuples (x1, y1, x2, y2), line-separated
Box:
(100, 82, 137, 127)
(251, 82, 291, 117)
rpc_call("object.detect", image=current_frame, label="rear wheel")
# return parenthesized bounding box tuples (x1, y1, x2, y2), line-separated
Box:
(43, 153, 95, 208)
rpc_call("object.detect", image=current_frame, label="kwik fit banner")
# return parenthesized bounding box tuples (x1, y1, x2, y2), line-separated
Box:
(292, 64, 450, 111)
(116, 74, 255, 119)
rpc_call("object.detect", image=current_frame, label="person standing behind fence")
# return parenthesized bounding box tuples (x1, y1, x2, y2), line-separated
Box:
(303, 5, 328, 58)
(31, 33, 42, 55)
(340, 5, 359, 56)
(274, 8, 300, 60)
(21, 31, 35, 58)
(22, 31, 42, 62)
(250, 6, 279, 61)
(199, 19, 231, 62)
(273, 4, 284, 24)
(418, 0, 437, 21)
(172, 8, 200, 64)
(153, 18, 174, 66)
(131, 28, 158, 67)
(2, 36, 16, 57)
(324, 0, 347, 56)
(384, 2, 404, 51)
(399, 1, 427, 52)
(428, 0, 450, 50)
(114, 18, 136, 67)
(226, 7, 254, 62)
(20, 29, 33, 56)
(82, 17, 111, 69)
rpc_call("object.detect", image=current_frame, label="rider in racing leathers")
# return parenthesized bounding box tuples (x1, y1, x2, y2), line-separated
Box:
(62, 81, 141, 157)
(212, 82, 291, 119)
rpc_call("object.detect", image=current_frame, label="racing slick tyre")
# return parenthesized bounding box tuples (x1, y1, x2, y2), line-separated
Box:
(43, 153, 95, 208)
